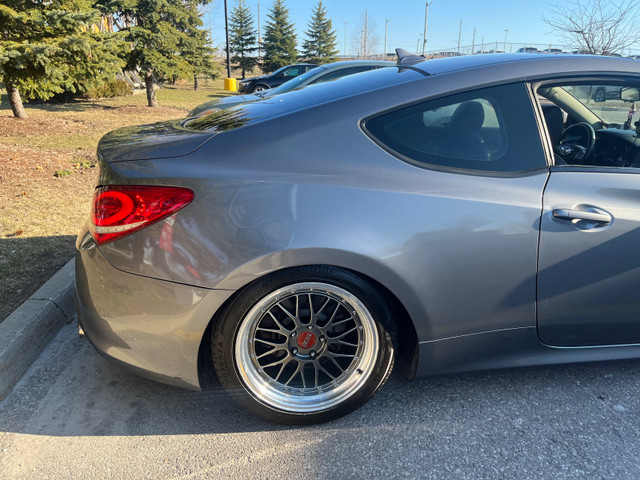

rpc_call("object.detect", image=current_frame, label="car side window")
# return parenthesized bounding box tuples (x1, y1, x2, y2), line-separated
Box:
(365, 83, 546, 173)
(282, 67, 302, 77)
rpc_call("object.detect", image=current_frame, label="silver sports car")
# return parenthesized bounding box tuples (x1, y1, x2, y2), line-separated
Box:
(76, 50, 640, 424)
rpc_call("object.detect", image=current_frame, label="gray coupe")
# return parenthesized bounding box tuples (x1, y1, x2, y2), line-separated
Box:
(76, 50, 640, 424)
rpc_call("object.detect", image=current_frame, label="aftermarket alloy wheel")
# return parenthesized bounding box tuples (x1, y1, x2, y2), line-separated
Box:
(212, 267, 395, 424)
(251, 84, 268, 93)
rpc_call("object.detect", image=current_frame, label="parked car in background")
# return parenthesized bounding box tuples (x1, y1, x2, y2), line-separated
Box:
(190, 61, 393, 117)
(565, 84, 622, 102)
(542, 48, 563, 54)
(237, 64, 317, 94)
(77, 50, 640, 425)
(516, 47, 539, 53)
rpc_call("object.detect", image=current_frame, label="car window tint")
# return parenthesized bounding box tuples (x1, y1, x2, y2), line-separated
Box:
(283, 67, 302, 77)
(365, 83, 546, 173)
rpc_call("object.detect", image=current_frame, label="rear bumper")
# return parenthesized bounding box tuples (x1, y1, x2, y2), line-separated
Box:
(75, 238, 234, 390)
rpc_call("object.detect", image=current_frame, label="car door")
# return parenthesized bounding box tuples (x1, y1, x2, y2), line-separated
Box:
(537, 82, 640, 347)
(538, 168, 640, 346)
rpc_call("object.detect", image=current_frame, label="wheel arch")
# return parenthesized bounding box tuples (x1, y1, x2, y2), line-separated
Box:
(197, 253, 421, 389)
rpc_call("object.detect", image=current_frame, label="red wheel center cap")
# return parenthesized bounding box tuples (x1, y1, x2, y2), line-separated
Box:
(297, 331, 317, 349)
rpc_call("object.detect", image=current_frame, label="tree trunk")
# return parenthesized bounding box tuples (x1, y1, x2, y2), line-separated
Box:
(193, 74, 198, 90)
(6, 83, 27, 119)
(145, 71, 158, 107)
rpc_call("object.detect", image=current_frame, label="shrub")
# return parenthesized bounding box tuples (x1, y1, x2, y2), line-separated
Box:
(83, 79, 133, 99)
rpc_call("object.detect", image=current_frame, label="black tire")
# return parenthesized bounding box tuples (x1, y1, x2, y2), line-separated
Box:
(211, 266, 395, 425)
(251, 84, 269, 93)
(594, 88, 606, 103)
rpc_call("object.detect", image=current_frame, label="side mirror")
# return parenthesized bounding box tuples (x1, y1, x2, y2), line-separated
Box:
(620, 87, 640, 102)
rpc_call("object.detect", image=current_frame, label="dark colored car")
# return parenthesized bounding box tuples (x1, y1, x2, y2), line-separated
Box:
(190, 61, 393, 117)
(237, 63, 318, 94)
(77, 51, 640, 425)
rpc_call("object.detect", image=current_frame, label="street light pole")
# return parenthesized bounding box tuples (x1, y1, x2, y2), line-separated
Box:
(384, 19, 390, 58)
(344, 21, 348, 57)
(257, 2, 261, 59)
(422, 1, 433, 56)
(503, 29, 508, 51)
(224, 0, 231, 78)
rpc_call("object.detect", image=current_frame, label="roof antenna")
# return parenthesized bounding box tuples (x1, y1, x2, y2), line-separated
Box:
(396, 48, 426, 66)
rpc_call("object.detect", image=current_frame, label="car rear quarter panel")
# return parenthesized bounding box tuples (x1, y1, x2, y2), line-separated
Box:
(97, 78, 547, 344)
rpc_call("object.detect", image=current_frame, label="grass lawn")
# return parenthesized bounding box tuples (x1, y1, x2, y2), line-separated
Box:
(0, 80, 232, 321)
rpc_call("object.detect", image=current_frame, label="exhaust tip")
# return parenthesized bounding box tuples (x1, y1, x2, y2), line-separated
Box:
(78, 324, 86, 338)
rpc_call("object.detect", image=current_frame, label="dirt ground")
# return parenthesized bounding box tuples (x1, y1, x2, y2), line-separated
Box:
(0, 82, 229, 321)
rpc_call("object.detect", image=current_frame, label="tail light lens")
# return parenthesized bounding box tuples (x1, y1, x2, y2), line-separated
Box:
(90, 185, 194, 245)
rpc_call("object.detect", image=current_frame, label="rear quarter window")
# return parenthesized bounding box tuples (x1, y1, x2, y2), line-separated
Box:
(364, 82, 546, 174)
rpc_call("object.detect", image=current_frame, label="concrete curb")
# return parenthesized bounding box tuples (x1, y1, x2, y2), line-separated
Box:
(0, 258, 75, 401)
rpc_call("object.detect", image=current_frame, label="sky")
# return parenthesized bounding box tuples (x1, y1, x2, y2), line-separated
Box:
(202, 0, 581, 56)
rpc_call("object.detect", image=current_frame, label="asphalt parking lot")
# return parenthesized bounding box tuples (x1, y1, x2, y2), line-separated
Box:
(1, 320, 640, 479)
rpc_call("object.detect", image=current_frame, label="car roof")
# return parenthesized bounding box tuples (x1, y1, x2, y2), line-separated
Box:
(409, 53, 640, 79)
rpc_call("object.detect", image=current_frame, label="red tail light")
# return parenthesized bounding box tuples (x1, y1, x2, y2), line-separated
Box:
(90, 186, 194, 245)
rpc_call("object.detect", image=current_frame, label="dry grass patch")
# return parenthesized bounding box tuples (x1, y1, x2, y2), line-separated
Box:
(0, 81, 230, 321)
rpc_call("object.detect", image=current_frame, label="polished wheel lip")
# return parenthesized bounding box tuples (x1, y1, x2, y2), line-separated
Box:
(234, 282, 380, 413)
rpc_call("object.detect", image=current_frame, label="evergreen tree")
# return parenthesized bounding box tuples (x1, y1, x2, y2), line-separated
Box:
(0, 0, 125, 118)
(302, 1, 338, 64)
(229, 0, 258, 79)
(99, 0, 213, 107)
(262, 0, 297, 73)
(180, 6, 217, 90)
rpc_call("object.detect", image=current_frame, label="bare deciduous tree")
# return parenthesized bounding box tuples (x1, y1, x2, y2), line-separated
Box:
(543, 0, 640, 55)
(353, 9, 378, 58)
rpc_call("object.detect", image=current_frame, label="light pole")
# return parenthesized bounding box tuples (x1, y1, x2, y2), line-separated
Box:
(422, 1, 433, 56)
(384, 19, 390, 58)
(224, 0, 231, 78)
(503, 29, 508, 51)
(344, 21, 348, 57)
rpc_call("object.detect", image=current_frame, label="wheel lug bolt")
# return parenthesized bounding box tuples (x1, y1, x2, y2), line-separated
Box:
(319, 336, 326, 343)
(310, 351, 317, 359)
(291, 332, 297, 338)
(308, 325, 313, 330)
(291, 347, 298, 355)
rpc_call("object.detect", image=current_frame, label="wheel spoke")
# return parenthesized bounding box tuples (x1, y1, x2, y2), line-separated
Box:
(313, 362, 319, 388)
(255, 337, 286, 348)
(274, 361, 289, 382)
(261, 311, 291, 335)
(260, 355, 290, 369)
(324, 352, 347, 373)
(331, 317, 353, 328)
(307, 293, 314, 322)
(318, 362, 337, 380)
(276, 302, 297, 323)
(314, 297, 331, 320)
(335, 325, 358, 339)
(256, 345, 287, 360)
(284, 362, 302, 386)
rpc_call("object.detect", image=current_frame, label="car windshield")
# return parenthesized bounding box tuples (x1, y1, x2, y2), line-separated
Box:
(561, 83, 639, 126)
(256, 66, 329, 98)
